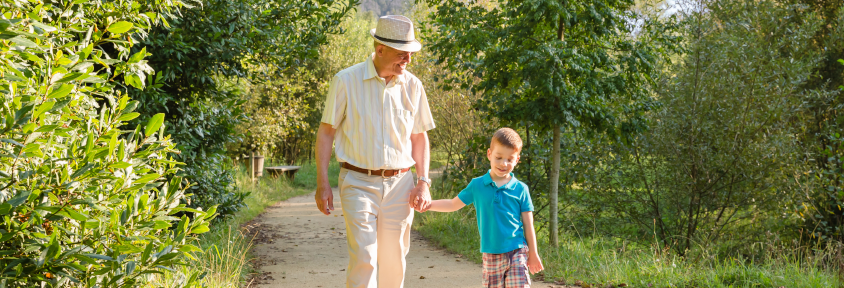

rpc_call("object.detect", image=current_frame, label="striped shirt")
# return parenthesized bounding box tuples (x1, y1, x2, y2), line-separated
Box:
(321, 54, 435, 170)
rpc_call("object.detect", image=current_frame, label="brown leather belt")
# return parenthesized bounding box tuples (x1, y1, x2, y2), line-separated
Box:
(341, 162, 411, 177)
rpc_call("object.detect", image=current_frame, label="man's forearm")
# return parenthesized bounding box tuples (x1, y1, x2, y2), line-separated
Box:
(410, 132, 430, 177)
(315, 123, 336, 185)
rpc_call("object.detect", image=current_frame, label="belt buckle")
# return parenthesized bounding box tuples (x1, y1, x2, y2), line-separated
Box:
(381, 169, 389, 178)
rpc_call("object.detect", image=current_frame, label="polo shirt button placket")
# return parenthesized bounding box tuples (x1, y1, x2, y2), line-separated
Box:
(494, 187, 503, 204)
(382, 87, 389, 168)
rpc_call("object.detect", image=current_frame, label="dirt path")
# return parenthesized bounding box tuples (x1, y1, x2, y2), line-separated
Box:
(245, 187, 484, 287)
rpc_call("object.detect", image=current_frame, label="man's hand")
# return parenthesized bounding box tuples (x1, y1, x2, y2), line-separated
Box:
(315, 182, 334, 215)
(314, 123, 336, 216)
(526, 253, 544, 274)
(408, 182, 432, 212)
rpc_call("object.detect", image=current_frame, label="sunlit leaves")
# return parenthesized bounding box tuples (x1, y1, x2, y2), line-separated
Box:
(106, 21, 133, 34)
(0, 0, 216, 287)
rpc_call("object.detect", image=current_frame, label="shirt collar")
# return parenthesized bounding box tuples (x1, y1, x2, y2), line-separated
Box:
(482, 170, 519, 190)
(364, 53, 379, 80)
(364, 53, 406, 84)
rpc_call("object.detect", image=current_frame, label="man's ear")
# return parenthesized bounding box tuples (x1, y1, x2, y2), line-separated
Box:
(375, 44, 383, 57)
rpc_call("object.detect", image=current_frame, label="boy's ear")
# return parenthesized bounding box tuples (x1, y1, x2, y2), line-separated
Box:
(487, 148, 492, 159)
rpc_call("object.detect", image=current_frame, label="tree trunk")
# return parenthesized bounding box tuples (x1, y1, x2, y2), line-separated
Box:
(550, 125, 561, 246)
(526, 123, 531, 185)
(549, 13, 565, 247)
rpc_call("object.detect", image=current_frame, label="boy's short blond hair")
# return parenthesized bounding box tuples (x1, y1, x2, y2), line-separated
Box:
(491, 128, 523, 152)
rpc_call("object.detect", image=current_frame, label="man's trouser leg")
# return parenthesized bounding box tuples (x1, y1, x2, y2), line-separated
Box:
(340, 168, 414, 288)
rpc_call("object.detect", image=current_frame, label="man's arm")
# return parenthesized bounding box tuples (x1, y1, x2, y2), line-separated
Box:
(522, 211, 544, 274)
(427, 196, 465, 212)
(409, 132, 431, 212)
(315, 123, 336, 215)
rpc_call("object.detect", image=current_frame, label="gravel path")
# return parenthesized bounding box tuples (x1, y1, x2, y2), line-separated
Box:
(244, 187, 483, 287)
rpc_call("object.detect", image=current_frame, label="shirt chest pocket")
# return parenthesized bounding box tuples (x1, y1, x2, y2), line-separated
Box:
(393, 108, 414, 137)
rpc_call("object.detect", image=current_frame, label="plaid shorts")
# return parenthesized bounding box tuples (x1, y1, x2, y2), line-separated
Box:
(482, 246, 531, 288)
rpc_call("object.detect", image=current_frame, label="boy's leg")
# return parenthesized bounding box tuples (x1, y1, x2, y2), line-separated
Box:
(483, 252, 507, 288)
(340, 169, 382, 288)
(503, 246, 531, 288)
(376, 171, 415, 287)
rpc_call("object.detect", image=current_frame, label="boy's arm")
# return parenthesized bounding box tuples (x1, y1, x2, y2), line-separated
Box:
(426, 196, 466, 212)
(522, 211, 544, 274)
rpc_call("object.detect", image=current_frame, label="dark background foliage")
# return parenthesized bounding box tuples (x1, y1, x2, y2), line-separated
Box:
(126, 0, 358, 218)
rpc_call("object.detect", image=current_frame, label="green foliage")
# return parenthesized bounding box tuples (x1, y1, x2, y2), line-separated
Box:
(229, 11, 374, 164)
(130, 0, 358, 216)
(0, 1, 215, 286)
(422, 0, 681, 245)
(359, 0, 410, 17)
(809, 59, 844, 240)
(421, 0, 681, 135)
(578, 0, 823, 254)
(811, 134, 844, 240)
(227, 70, 321, 163)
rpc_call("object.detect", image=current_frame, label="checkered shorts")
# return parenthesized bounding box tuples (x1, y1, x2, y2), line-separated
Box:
(482, 246, 531, 288)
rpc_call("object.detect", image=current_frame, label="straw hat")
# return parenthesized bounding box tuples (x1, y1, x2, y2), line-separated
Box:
(370, 15, 422, 52)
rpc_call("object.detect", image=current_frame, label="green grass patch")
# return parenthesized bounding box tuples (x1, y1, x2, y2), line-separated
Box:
(415, 208, 841, 288)
(146, 159, 339, 287)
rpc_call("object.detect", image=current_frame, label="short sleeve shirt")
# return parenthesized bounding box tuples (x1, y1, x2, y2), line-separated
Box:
(320, 54, 436, 170)
(457, 171, 534, 254)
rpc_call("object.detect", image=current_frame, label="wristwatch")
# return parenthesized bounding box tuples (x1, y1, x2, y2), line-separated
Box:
(418, 176, 432, 187)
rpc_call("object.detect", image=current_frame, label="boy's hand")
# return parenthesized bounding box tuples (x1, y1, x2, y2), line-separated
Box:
(526, 253, 544, 274)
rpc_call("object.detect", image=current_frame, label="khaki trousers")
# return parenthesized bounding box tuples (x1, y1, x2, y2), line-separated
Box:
(339, 168, 415, 288)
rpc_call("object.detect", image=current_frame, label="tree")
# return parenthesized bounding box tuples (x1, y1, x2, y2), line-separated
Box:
(129, 0, 358, 216)
(421, 0, 680, 245)
(786, 0, 844, 241)
(0, 0, 215, 286)
(581, 0, 824, 253)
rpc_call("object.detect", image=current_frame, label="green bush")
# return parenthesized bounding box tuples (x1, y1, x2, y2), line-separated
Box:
(0, 1, 214, 286)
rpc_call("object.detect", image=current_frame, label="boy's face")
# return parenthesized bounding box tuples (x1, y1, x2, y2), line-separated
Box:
(487, 142, 520, 179)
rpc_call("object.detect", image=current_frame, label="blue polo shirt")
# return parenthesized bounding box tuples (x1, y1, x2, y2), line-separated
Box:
(457, 171, 534, 254)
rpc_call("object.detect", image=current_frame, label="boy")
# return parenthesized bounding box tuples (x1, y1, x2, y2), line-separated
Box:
(426, 127, 544, 287)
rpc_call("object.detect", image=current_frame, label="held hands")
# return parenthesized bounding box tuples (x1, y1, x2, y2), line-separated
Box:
(526, 253, 544, 274)
(409, 181, 432, 212)
(315, 181, 334, 215)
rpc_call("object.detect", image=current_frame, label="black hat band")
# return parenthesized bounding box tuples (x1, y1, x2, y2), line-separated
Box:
(374, 34, 413, 44)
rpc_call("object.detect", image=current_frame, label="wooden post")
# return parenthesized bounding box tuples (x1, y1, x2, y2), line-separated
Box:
(550, 125, 561, 247)
(250, 150, 255, 182)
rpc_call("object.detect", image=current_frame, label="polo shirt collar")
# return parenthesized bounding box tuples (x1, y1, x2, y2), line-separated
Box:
(364, 53, 406, 84)
(482, 170, 519, 190)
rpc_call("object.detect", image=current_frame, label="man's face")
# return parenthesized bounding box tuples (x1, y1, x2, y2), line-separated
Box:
(376, 44, 413, 76)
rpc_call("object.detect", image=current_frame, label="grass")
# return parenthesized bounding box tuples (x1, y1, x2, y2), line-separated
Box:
(145, 158, 340, 287)
(418, 149, 840, 287)
(415, 207, 842, 288)
(430, 150, 449, 171)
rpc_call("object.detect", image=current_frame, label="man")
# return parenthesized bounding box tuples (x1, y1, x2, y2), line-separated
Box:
(314, 15, 436, 288)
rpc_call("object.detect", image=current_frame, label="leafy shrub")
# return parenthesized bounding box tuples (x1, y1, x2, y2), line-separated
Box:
(0, 1, 214, 286)
(166, 98, 246, 218)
